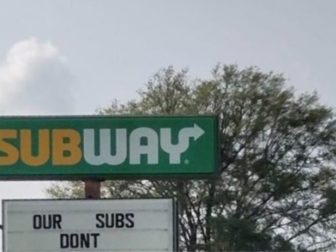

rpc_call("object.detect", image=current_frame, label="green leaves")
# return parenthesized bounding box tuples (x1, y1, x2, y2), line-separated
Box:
(48, 64, 336, 251)
(211, 217, 273, 251)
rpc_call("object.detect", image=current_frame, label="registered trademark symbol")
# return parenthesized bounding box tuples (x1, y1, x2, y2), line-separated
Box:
(184, 159, 190, 165)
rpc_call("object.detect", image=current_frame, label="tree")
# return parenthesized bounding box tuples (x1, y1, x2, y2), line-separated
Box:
(47, 65, 336, 251)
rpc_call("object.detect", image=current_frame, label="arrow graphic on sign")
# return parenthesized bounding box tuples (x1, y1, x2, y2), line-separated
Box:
(178, 124, 205, 141)
(160, 124, 205, 164)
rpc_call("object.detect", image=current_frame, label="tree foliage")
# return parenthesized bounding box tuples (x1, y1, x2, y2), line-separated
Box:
(47, 65, 336, 251)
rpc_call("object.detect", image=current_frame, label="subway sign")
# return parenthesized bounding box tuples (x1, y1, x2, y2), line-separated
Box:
(0, 115, 218, 179)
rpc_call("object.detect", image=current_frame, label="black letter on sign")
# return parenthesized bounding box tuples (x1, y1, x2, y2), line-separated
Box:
(33, 215, 41, 229)
(95, 213, 105, 228)
(126, 213, 135, 228)
(53, 214, 62, 229)
(91, 233, 100, 248)
(60, 234, 69, 248)
(116, 213, 124, 228)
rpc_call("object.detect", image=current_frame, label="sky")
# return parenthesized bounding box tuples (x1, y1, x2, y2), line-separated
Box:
(0, 0, 335, 235)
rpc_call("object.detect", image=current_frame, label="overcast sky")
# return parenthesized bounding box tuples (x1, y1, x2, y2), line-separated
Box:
(0, 0, 336, 230)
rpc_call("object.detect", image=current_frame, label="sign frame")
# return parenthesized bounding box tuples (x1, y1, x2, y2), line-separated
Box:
(2, 198, 178, 252)
(0, 115, 219, 180)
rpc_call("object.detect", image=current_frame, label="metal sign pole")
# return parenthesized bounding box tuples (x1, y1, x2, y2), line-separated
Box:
(84, 180, 101, 199)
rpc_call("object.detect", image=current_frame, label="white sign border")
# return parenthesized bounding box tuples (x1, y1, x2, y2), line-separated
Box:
(2, 198, 178, 252)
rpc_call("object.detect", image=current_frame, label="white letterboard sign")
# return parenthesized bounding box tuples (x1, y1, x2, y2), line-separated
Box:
(3, 198, 177, 252)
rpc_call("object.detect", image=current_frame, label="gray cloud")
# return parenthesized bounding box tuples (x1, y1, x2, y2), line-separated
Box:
(0, 37, 75, 115)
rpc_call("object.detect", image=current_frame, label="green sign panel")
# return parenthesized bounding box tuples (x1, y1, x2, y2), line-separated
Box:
(0, 115, 218, 180)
